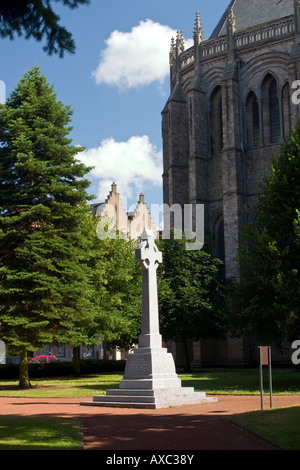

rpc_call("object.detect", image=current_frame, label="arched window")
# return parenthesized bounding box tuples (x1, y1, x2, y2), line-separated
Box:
(269, 79, 280, 143)
(282, 82, 291, 139)
(212, 215, 225, 263)
(262, 74, 280, 144)
(246, 91, 260, 148)
(210, 86, 223, 155)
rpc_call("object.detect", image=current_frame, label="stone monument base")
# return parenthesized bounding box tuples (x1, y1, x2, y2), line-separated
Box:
(81, 345, 218, 409)
(81, 387, 217, 409)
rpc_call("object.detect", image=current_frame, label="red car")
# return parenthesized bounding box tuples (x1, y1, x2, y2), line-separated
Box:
(29, 355, 59, 364)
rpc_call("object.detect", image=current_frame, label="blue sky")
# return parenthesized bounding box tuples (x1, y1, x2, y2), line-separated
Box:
(1, 0, 229, 226)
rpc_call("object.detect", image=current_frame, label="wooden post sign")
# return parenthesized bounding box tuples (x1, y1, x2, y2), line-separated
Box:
(258, 346, 273, 410)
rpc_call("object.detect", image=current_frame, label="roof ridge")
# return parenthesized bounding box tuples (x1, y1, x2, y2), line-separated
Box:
(209, 0, 294, 38)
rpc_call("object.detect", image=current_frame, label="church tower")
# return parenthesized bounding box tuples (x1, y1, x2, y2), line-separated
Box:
(162, 0, 300, 365)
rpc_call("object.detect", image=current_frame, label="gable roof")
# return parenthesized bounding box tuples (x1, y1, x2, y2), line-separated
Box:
(210, 0, 294, 38)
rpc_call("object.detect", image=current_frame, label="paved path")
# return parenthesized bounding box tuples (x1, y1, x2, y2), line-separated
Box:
(1, 394, 300, 451)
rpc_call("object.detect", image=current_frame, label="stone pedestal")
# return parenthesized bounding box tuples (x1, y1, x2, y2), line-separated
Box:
(81, 229, 217, 409)
(86, 343, 217, 408)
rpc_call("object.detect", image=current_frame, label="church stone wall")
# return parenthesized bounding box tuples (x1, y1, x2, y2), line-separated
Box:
(246, 145, 280, 202)
(162, 1, 300, 366)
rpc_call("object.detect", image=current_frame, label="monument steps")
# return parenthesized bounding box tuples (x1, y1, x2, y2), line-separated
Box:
(105, 387, 201, 397)
(81, 388, 218, 409)
(82, 396, 217, 409)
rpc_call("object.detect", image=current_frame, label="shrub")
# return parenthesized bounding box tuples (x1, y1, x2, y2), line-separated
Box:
(0, 359, 126, 379)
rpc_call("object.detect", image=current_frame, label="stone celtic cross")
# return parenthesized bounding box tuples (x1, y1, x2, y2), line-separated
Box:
(135, 228, 162, 348)
(83, 227, 217, 406)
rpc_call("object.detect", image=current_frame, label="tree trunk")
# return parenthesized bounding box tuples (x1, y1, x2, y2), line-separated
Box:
(182, 338, 191, 373)
(19, 347, 31, 389)
(72, 346, 80, 376)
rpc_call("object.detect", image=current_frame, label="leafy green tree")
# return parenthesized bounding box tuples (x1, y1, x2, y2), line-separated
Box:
(90, 217, 142, 353)
(157, 232, 228, 371)
(231, 123, 300, 346)
(0, 0, 90, 57)
(0, 66, 96, 387)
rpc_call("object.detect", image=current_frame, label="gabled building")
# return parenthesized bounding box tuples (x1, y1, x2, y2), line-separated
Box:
(91, 182, 157, 240)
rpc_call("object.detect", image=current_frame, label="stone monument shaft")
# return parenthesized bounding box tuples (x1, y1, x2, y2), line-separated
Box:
(135, 229, 162, 348)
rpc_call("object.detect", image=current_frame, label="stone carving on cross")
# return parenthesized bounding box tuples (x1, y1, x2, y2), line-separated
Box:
(136, 228, 162, 271)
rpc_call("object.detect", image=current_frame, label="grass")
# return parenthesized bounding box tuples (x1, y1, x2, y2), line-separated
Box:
(232, 406, 300, 450)
(0, 373, 123, 398)
(0, 368, 299, 450)
(179, 368, 300, 395)
(0, 416, 82, 450)
(0, 368, 299, 397)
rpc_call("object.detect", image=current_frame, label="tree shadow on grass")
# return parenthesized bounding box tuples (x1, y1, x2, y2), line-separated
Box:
(0, 415, 81, 450)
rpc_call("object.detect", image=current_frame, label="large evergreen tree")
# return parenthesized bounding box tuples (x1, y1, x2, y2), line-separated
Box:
(232, 122, 300, 347)
(0, 66, 96, 387)
(0, 0, 90, 56)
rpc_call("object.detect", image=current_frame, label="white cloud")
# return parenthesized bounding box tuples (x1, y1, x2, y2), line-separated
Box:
(77, 135, 162, 201)
(92, 19, 193, 90)
(0, 80, 6, 103)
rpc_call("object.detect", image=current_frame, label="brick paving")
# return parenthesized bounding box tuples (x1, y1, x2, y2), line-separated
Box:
(1, 394, 300, 450)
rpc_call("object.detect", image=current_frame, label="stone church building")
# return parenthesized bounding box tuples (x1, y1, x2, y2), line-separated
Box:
(162, 0, 300, 365)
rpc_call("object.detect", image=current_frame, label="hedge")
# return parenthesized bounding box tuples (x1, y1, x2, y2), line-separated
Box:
(0, 359, 126, 379)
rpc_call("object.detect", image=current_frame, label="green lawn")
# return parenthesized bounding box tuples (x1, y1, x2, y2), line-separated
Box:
(232, 406, 300, 450)
(0, 368, 299, 450)
(0, 373, 123, 397)
(0, 368, 299, 397)
(0, 416, 81, 450)
(179, 368, 300, 395)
